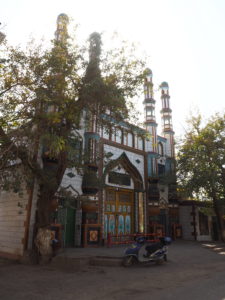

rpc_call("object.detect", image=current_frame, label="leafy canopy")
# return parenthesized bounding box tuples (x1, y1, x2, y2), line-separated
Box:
(0, 24, 146, 193)
(177, 113, 225, 204)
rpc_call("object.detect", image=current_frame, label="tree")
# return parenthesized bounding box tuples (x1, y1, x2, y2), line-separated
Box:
(0, 22, 6, 44)
(0, 16, 146, 261)
(177, 113, 225, 240)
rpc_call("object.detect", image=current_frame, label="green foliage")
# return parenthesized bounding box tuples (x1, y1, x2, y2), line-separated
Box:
(80, 32, 145, 124)
(177, 110, 225, 231)
(0, 21, 146, 210)
(177, 112, 225, 238)
(177, 113, 225, 202)
(199, 206, 215, 217)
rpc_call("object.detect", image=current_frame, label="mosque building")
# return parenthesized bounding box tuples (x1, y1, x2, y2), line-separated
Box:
(57, 71, 179, 247)
(52, 14, 179, 247)
(2, 14, 202, 259)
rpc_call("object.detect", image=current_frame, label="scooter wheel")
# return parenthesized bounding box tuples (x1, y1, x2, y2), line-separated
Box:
(164, 254, 167, 262)
(122, 256, 135, 267)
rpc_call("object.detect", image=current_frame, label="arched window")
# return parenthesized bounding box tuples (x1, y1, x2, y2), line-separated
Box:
(102, 126, 109, 139)
(146, 107, 154, 116)
(115, 128, 122, 144)
(138, 136, 144, 150)
(127, 132, 133, 147)
(165, 118, 170, 125)
(111, 127, 122, 143)
(111, 127, 116, 142)
(123, 131, 128, 145)
(158, 142, 164, 156)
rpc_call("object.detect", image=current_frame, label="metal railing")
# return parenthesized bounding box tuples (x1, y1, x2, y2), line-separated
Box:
(107, 232, 163, 247)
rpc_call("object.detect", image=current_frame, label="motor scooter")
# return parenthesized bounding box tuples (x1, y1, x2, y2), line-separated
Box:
(122, 236, 171, 267)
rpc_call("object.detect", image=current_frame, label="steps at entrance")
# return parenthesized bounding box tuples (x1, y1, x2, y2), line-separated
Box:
(51, 254, 123, 269)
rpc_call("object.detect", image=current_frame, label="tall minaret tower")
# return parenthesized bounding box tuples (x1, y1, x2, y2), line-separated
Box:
(160, 82, 175, 158)
(81, 33, 102, 195)
(143, 68, 157, 153)
(55, 13, 69, 42)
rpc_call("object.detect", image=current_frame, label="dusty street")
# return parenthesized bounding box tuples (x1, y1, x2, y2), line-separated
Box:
(1, 241, 225, 300)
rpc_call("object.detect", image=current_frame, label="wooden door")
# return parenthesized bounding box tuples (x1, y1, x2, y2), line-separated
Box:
(104, 188, 133, 236)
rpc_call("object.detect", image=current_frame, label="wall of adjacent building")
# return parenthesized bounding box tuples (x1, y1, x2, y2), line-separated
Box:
(179, 204, 213, 242)
(195, 208, 212, 242)
(179, 206, 195, 240)
(0, 189, 30, 259)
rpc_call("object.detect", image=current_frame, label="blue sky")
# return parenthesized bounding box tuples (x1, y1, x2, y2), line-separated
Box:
(1, 0, 225, 137)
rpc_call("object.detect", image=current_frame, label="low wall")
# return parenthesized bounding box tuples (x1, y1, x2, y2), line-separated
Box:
(0, 189, 30, 258)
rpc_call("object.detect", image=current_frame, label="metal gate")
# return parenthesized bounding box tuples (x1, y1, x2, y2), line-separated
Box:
(57, 207, 76, 247)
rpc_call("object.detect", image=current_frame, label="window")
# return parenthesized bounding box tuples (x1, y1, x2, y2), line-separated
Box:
(146, 108, 154, 116)
(158, 142, 164, 156)
(123, 131, 128, 145)
(108, 172, 131, 186)
(164, 118, 170, 125)
(138, 136, 144, 150)
(158, 164, 165, 175)
(111, 127, 116, 142)
(106, 189, 116, 202)
(102, 126, 109, 139)
(127, 132, 133, 147)
(119, 192, 132, 202)
(115, 128, 122, 144)
(123, 131, 134, 147)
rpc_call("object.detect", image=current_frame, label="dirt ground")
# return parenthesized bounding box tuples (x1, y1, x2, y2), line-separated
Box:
(1, 241, 225, 300)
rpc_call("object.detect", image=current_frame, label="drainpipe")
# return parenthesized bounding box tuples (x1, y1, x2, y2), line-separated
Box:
(192, 203, 197, 241)
(23, 183, 35, 252)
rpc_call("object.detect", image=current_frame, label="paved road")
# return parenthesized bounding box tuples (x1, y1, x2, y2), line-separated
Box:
(1, 241, 225, 300)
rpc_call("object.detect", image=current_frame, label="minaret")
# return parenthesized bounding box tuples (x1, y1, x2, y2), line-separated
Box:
(143, 68, 157, 153)
(81, 33, 102, 195)
(46, 14, 69, 115)
(160, 82, 175, 158)
(55, 13, 69, 43)
(83, 32, 102, 133)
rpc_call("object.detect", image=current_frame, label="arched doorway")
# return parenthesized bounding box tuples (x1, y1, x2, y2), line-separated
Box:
(103, 152, 144, 238)
(104, 188, 134, 236)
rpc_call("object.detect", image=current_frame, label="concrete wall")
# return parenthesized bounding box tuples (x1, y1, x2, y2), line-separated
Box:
(195, 210, 212, 242)
(179, 205, 213, 242)
(0, 189, 30, 258)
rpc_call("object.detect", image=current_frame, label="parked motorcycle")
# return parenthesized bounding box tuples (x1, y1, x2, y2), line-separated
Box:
(122, 236, 172, 267)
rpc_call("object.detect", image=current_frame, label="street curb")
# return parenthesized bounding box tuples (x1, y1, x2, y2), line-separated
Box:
(51, 255, 92, 270)
(51, 254, 123, 269)
(90, 257, 123, 267)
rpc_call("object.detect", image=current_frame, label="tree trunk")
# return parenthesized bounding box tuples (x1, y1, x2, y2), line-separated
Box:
(35, 227, 53, 263)
(33, 155, 68, 263)
(34, 187, 56, 263)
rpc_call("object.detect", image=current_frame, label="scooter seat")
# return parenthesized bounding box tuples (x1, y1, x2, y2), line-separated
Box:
(145, 242, 162, 255)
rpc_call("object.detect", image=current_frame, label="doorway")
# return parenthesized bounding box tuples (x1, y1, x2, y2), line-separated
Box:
(104, 188, 134, 237)
(57, 207, 76, 247)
